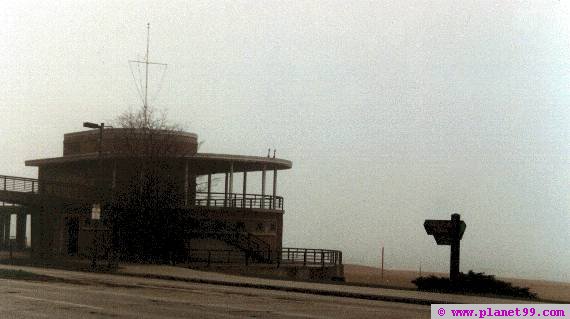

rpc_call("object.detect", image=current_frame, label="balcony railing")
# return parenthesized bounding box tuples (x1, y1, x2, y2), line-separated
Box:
(0, 174, 97, 204)
(0, 175, 39, 193)
(195, 191, 283, 210)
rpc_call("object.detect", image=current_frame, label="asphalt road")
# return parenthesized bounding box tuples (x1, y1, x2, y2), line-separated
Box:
(0, 270, 430, 318)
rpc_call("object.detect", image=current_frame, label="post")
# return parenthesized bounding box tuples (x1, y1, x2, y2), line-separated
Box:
(229, 162, 234, 196)
(450, 213, 461, 283)
(207, 174, 212, 207)
(272, 169, 277, 209)
(242, 171, 247, 208)
(381, 246, 384, 280)
(184, 160, 189, 207)
(16, 212, 27, 250)
(93, 123, 104, 270)
(0, 213, 5, 249)
(3, 214, 10, 249)
(111, 161, 117, 189)
(261, 167, 266, 208)
(224, 173, 228, 207)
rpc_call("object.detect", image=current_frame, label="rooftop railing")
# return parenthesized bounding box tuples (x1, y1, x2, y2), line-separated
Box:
(195, 191, 283, 210)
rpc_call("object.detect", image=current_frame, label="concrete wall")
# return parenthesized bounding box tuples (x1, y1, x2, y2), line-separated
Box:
(63, 129, 198, 157)
(191, 207, 283, 251)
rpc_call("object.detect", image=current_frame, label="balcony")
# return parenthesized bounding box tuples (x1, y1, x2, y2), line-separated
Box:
(194, 192, 283, 211)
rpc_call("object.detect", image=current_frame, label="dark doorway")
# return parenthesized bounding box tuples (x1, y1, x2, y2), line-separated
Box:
(66, 218, 79, 256)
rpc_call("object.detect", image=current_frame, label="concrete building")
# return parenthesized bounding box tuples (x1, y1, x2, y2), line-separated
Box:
(0, 127, 343, 279)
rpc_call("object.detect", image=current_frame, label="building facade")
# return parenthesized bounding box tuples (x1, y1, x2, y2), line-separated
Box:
(0, 127, 343, 280)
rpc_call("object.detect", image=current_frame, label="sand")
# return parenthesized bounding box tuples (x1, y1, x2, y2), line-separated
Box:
(343, 264, 570, 302)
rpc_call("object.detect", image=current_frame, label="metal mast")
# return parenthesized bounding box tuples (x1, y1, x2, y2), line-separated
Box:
(129, 23, 167, 127)
(144, 23, 150, 125)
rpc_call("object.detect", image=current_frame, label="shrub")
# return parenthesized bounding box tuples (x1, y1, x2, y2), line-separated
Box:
(412, 270, 537, 299)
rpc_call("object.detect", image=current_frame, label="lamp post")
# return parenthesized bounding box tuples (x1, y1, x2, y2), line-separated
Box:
(83, 122, 113, 270)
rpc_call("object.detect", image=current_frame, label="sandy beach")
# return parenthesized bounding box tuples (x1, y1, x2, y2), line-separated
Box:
(343, 264, 570, 302)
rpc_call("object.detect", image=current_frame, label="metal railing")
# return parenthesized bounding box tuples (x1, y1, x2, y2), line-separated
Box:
(0, 175, 285, 210)
(184, 247, 342, 266)
(195, 191, 283, 210)
(0, 175, 39, 193)
(0, 174, 97, 203)
(280, 247, 342, 266)
(186, 249, 251, 265)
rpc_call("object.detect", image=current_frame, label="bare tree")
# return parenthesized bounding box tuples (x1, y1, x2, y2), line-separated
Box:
(108, 106, 193, 262)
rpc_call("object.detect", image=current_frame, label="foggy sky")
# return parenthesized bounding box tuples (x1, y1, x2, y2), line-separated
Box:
(1, 1, 568, 282)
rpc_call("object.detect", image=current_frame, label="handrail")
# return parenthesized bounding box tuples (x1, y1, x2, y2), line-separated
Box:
(0, 175, 39, 193)
(184, 247, 343, 266)
(280, 247, 343, 266)
(195, 191, 284, 210)
(1, 175, 285, 211)
(0, 174, 97, 203)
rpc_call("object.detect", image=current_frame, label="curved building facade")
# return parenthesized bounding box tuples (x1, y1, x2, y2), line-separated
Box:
(24, 128, 292, 261)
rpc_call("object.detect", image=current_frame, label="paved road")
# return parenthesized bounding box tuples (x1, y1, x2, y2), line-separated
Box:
(0, 270, 429, 318)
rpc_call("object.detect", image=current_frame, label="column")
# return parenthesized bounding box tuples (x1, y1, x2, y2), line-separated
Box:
(272, 169, 277, 209)
(16, 212, 27, 250)
(229, 162, 234, 206)
(224, 173, 229, 207)
(242, 171, 247, 208)
(207, 174, 212, 206)
(0, 213, 5, 249)
(261, 167, 266, 209)
(450, 214, 461, 283)
(3, 213, 10, 248)
(30, 206, 41, 259)
(111, 161, 117, 189)
(184, 160, 189, 207)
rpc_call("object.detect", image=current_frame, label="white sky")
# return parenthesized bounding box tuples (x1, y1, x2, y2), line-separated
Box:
(1, 1, 568, 282)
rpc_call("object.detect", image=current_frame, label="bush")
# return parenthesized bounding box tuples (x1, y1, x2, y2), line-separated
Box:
(412, 270, 537, 299)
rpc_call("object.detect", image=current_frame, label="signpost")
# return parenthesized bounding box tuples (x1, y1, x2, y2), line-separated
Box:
(424, 213, 466, 283)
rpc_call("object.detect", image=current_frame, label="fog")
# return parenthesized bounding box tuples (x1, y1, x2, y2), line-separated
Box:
(1, 1, 568, 282)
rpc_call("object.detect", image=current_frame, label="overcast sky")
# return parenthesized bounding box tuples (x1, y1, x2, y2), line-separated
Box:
(1, 1, 568, 282)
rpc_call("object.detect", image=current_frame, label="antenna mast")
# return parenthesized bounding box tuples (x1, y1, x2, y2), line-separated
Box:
(128, 23, 167, 128)
(144, 23, 150, 125)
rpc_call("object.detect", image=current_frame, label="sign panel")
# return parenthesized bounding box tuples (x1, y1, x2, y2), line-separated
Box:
(91, 203, 101, 220)
(424, 220, 466, 245)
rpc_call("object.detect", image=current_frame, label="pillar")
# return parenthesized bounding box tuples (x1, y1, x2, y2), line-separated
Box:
(242, 171, 247, 208)
(0, 213, 5, 249)
(30, 206, 41, 259)
(261, 167, 266, 208)
(207, 174, 212, 206)
(16, 212, 27, 250)
(272, 169, 277, 209)
(229, 163, 234, 193)
(111, 161, 116, 188)
(184, 160, 189, 207)
(224, 173, 229, 207)
(229, 162, 234, 206)
(3, 213, 10, 248)
(450, 214, 461, 283)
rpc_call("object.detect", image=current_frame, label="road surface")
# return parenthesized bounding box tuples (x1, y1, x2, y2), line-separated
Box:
(0, 269, 430, 318)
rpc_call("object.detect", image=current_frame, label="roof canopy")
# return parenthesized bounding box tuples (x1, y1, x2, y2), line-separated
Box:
(25, 152, 292, 174)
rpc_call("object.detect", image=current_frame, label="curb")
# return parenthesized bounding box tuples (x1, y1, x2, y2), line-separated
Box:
(119, 272, 438, 305)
